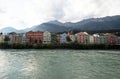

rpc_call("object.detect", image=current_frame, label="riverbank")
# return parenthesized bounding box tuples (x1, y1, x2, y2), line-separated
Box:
(0, 43, 120, 50)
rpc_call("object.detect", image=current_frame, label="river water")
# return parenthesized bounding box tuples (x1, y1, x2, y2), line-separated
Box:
(0, 49, 120, 79)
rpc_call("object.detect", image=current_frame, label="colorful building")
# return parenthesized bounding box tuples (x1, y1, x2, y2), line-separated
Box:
(100, 35, 106, 44)
(117, 37, 120, 44)
(105, 33, 118, 44)
(4, 30, 120, 46)
(76, 32, 89, 44)
(51, 33, 57, 44)
(86, 35, 90, 44)
(56, 34, 60, 45)
(93, 34, 100, 44)
(8, 32, 16, 44)
(68, 32, 76, 43)
(0, 35, 5, 43)
(43, 31, 51, 44)
(21, 33, 26, 44)
(89, 35, 94, 44)
(12, 34, 23, 44)
(60, 33, 68, 44)
(26, 31, 43, 44)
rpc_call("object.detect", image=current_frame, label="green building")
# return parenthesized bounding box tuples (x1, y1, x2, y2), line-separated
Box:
(100, 36, 106, 44)
(86, 35, 90, 44)
(51, 33, 57, 44)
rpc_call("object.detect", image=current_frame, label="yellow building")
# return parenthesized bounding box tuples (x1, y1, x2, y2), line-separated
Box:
(89, 35, 94, 44)
(0, 35, 5, 43)
(69, 35, 76, 43)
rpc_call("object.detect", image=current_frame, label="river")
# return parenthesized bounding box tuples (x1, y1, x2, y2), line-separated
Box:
(0, 49, 120, 79)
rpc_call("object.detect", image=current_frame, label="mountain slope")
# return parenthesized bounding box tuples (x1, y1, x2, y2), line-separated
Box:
(27, 21, 69, 32)
(0, 27, 18, 34)
(1, 15, 120, 33)
(64, 15, 120, 32)
(30, 15, 120, 33)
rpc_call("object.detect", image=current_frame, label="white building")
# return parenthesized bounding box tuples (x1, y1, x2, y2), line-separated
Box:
(21, 33, 26, 44)
(93, 34, 100, 44)
(43, 31, 51, 44)
(60, 33, 68, 44)
(8, 32, 16, 44)
(117, 37, 120, 44)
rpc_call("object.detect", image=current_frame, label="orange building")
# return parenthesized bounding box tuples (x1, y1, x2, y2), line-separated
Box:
(26, 31, 43, 44)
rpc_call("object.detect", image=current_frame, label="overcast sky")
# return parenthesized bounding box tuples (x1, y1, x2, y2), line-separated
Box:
(0, 0, 120, 29)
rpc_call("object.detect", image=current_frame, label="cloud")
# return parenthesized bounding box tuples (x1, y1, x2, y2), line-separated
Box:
(61, 0, 120, 22)
(50, 0, 67, 19)
(0, 9, 6, 13)
(0, 0, 120, 29)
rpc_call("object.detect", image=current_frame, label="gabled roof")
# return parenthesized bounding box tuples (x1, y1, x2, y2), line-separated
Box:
(8, 32, 16, 35)
(76, 32, 89, 35)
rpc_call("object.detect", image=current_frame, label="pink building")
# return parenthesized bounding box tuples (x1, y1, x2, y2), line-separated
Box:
(105, 33, 118, 45)
(76, 32, 89, 44)
(26, 31, 43, 44)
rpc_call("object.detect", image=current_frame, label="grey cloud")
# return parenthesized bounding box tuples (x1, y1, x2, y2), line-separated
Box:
(0, 9, 6, 13)
(0, 0, 120, 29)
(89, 0, 120, 17)
(51, 0, 68, 19)
(52, 7, 65, 19)
(91, 0, 104, 7)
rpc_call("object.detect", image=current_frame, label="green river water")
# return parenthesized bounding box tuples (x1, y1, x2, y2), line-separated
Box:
(0, 49, 120, 79)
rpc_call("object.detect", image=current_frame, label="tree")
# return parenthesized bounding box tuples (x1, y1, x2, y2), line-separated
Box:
(66, 36, 72, 42)
(4, 35, 10, 42)
(0, 32, 2, 35)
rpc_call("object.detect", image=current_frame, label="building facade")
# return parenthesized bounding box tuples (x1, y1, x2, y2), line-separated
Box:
(76, 32, 89, 44)
(8, 32, 16, 44)
(43, 31, 51, 44)
(51, 33, 57, 44)
(86, 35, 90, 44)
(0, 35, 5, 43)
(21, 33, 26, 44)
(60, 33, 68, 44)
(68, 32, 76, 43)
(26, 31, 43, 44)
(12, 34, 23, 44)
(93, 34, 100, 44)
(117, 37, 120, 44)
(56, 34, 60, 45)
(106, 33, 118, 44)
(89, 35, 94, 44)
(100, 35, 106, 44)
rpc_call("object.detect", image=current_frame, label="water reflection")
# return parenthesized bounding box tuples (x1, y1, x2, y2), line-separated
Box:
(19, 55, 37, 79)
(0, 50, 9, 79)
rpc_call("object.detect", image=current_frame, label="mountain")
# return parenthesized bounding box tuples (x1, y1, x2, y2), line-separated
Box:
(0, 27, 25, 34)
(26, 20, 69, 32)
(29, 15, 120, 33)
(1, 15, 120, 33)
(71, 15, 120, 32)
(0, 27, 18, 34)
